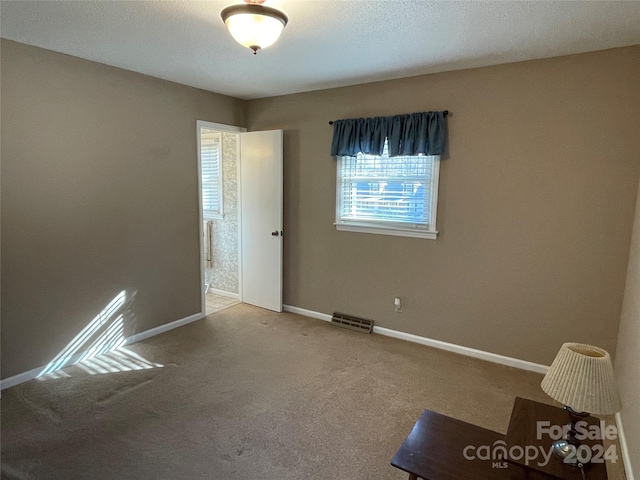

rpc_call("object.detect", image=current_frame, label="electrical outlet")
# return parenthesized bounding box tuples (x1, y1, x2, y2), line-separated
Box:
(394, 297, 403, 313)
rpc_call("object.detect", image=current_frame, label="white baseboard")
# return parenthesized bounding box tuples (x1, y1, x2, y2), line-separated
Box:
(283, 305, 549, 374)
(124, 312, 204, 345)
(616, 412, 635, 480)
(208, 288, 240, 300)
(1, 365, 48, 390)
(283, 305, 332, 322)
(0, 311, 205, 391)
(372, 325, 548, 374)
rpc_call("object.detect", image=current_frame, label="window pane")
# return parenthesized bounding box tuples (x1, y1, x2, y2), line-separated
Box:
(338, 143, 435, 227)
(201, 128, 222, 216)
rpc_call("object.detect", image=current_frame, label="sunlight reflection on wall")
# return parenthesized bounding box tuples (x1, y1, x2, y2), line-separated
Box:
(38, 290, 162, 379)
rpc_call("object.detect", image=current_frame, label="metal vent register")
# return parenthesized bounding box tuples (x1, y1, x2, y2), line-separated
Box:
(331, 312, 374, 334)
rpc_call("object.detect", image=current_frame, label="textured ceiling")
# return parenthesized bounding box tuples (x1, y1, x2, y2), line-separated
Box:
(1, 1, 640, 100)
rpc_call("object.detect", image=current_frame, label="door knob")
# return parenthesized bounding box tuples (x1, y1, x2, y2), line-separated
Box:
(271, 231, 280, 237)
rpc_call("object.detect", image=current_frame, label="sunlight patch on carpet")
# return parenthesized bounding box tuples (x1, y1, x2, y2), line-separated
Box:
(37, 290, 162, 379)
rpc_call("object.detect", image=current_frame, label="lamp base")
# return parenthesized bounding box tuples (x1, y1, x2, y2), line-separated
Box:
(549, 406, 592, 467)
(552, 439, 575, 460)
(552, 439, 586, 468)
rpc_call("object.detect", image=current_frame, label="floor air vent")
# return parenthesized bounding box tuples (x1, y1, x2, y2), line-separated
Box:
(331, 312, 374, 334)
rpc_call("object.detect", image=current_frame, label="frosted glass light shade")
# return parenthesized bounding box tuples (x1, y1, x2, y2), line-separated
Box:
(541, 342, 622, 415)
(221, 4, 288, 53)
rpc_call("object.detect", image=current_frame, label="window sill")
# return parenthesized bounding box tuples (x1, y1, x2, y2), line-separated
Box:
(335, 223, 438, 240)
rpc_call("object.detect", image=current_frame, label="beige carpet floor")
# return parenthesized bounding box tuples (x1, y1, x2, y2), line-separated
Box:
(1, 304, 626, 479)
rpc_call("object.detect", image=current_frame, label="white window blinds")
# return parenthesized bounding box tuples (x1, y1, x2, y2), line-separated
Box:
(200, 129, 223, 219)
(336, 141, 439, 237)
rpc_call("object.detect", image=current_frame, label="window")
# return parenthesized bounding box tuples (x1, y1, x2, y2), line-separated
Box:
(200, 128, 223, 219)
(335, 141, 440, 239)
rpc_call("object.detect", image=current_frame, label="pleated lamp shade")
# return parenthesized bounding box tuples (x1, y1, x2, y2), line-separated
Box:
(541, 343, 622, 415)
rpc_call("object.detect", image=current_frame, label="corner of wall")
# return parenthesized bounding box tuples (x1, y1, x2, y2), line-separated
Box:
(613, 170, 640, 480)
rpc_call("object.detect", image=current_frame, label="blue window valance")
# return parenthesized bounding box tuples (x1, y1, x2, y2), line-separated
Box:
(330, 111, 446, 158)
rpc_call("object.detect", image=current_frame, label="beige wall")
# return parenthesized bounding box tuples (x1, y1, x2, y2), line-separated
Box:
(247, 46, 640, 366)
(615, 175, 640, 478)
(1, 40, 246, 378)
(3, 39, 639, 378)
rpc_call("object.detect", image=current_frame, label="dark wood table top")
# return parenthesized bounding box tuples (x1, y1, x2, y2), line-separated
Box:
(391, 409, 556, 480)
(505, 397, 608, 480)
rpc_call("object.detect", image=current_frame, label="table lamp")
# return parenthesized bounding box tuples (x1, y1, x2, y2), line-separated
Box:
(541, 342, 622, 464)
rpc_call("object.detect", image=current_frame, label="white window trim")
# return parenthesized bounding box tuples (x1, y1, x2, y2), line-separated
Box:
(334, 154, 440, 240)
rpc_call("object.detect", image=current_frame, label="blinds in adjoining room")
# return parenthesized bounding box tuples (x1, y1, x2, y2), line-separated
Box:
(201, 130, 223, 218)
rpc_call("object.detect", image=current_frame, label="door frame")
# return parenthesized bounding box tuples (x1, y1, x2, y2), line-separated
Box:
(196, 120, 246, 317)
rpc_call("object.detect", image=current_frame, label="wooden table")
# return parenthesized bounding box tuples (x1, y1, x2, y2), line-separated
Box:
(505, 397, 608, 480)
(391, 409, 555, 480)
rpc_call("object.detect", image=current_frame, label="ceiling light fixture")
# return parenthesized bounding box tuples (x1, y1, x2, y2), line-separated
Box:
(221, 0, 288, 55)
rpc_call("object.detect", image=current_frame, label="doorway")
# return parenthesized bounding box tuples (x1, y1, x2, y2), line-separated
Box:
(197, 121, 283, 316)
(198, 121, 244, 316)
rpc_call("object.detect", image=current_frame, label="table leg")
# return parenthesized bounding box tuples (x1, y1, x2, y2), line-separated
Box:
(408, 474, 418, 480)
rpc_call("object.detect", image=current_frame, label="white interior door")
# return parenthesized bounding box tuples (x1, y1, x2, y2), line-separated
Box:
(240, 130, 283, 312)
